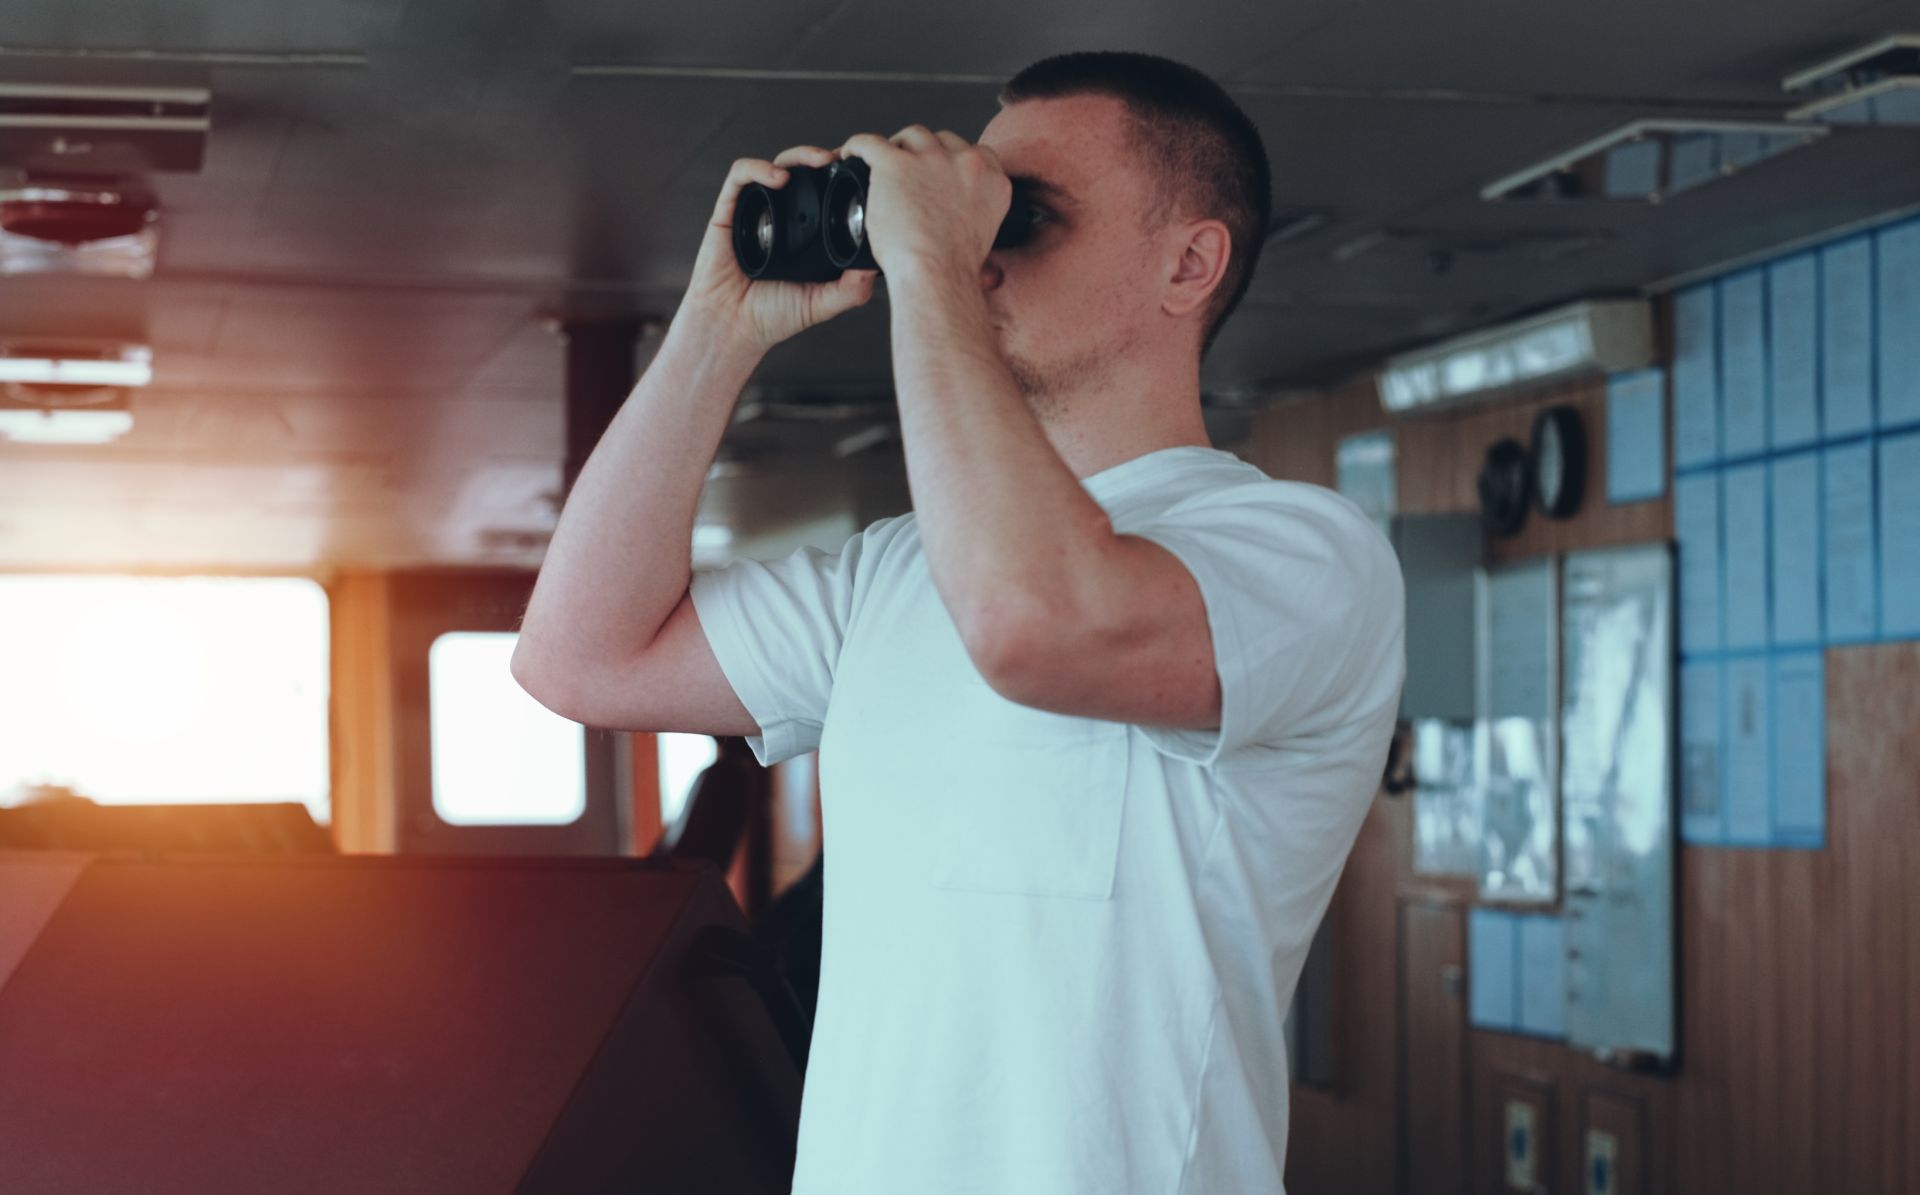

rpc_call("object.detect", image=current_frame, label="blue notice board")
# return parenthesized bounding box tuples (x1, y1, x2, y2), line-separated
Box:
(1823, 441, 1878, 643)
(1878, 221, 1920, 429)
(1722, 657, 1773, 846)
(1880, 431, 1920, 638)
(1769, 452, 1822, 647)
(1821, 239, 1875, 439)
(1720, 464, 1770, 651)
(1772, 652, 1826, 847)
(1673, 285, 1720, 469)
(1607, 370, 1667, 503)
(1675, 473, 1722, 655)
(1719, 270, 1769, 459)
(1767, 254, 1820, 450)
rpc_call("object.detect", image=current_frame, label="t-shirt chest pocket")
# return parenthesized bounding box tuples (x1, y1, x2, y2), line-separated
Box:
(921, 680, 1131, 901)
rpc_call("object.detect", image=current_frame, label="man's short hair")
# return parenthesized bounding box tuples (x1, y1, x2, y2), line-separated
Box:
(1000, 51, 1272, 354)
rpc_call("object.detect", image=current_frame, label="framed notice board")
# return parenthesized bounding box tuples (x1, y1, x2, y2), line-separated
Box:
(1559, 542, 1676, 1065)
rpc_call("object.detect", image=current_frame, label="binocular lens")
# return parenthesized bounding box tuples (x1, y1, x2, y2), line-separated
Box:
(732, 184, 780, 277)
(822, 162, 877, 271)
(731, 155, 1036, 282)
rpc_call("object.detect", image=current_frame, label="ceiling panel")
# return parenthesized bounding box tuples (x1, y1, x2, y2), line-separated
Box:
(1230, 0, 1903, 101)
(0, 0, 404, 54)
(554, 0, 857, 71)
(790, 0, 1349, 80)
(3, 0, 1919, 569)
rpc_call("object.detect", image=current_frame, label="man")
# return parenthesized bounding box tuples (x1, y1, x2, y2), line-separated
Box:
(514, 51, 1405, 1194)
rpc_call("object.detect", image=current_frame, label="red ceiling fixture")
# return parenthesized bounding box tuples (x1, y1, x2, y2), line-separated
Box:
(0, 180, 157, 246)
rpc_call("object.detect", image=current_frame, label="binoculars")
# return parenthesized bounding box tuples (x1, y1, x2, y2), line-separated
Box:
(731, 158, 1036, 282)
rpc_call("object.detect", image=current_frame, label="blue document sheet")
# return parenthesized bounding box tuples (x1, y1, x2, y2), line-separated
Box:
(1516, 916, 1568, 1039)
(1824, 441, 1878, 642)
(1718, 271, 1769, 459)
(1767, 254, 1820, 450)
(1675, 472, 1723, 654)
(1606, 370, 1666, 503)
(1672, 285, 1719, 469)
(1680, 661, 1724, 844)
(1880, 431, 1920, 639)
(1878, 221, 1920, 430)
(1772, 652, 1826, 847)
(1769, 452, 1822, 646)
(1722, 657, 1773, 845)
(1721, 464, 1771, 650)
(1821, 239, 1875, 439)
(1468, 908, 1518, 1031)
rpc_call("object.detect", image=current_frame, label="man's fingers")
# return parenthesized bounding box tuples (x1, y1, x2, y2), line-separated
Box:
(710, 157, 787, 227)
(814, 269, 879, 320)
(932, 129, 972, 155)
(839, 132, 899, 163)
(772, 144, 838, 169)
(889, 124, 941, 152)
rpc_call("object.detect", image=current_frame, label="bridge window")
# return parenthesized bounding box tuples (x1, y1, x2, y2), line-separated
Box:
(0, 575, 330, 822)
(658, 733, 718, 829)
(428, 631, 585, 825)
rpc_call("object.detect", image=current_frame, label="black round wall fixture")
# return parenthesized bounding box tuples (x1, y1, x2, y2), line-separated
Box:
(1530, 404, 1587, 520)
(1477, 437, 1532, 538)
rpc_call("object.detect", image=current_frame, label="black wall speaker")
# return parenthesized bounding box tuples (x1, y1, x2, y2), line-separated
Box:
(0, 855, 803, 1194)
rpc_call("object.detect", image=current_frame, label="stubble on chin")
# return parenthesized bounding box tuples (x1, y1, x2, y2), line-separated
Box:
(1002, 351, 1068, 422)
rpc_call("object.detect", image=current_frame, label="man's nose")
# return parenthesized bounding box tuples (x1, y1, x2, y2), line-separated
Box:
(979, 258, 1004, 292)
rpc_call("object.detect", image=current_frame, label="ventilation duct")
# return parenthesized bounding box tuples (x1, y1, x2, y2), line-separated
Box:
(1784, 34, 1920, 125)
(1377, 299, 1652, 414)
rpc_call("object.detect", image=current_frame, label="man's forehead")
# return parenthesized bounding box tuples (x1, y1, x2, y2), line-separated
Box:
(980, 93, 1138, 197)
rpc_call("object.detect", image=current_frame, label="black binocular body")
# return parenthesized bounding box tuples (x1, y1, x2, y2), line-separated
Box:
(731, 158, 1035, 282)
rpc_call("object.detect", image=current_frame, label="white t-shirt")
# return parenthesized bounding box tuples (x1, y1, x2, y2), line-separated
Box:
(688, 444, 1405, 1194)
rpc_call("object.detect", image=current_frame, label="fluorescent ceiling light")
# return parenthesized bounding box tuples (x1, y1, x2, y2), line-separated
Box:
(0, 407, 133, 444)
(1783, 34, 1920, 125)
(0, 225, 157, 278)
(1482, 119, 1827, 204)
(1378, 299, 1652, 414)
(0, 346, 152, 387)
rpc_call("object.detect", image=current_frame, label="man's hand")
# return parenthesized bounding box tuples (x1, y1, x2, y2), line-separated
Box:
(839, 127, 1012, 282)
(680, 145, 880, 355)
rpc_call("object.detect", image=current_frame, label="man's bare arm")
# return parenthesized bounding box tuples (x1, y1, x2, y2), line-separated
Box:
(512, 150, 877, 729)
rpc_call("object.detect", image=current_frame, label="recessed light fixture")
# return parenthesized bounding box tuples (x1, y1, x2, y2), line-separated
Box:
(0, 406, 133, 444)
(0, 343, 152, 387)
(1481, 119, 1828, 204)
(1783, 34, 1920, 124)
(0, 181, 160, 278)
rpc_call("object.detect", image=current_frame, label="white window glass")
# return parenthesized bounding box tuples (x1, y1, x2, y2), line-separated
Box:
(0, 575, 331, 822)
(658, 733, 718, 828)
(429, 632, 584, 825)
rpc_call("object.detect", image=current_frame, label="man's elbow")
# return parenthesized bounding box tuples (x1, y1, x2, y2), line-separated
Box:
(962, 603, 1068, 708)
(510, 645, 583, 722)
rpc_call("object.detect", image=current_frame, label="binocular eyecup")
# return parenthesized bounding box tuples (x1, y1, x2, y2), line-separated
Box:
(731, 157, 1036, 283)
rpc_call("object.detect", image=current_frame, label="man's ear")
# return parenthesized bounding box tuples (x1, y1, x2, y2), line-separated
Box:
(1162, 220, 1232, 320)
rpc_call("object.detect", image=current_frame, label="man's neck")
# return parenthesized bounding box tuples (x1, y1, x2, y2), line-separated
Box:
(1039, 375, 1213, 480)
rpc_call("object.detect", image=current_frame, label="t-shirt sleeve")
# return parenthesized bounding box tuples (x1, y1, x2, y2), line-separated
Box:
(1122, 484, 1406, 767)
(687, 520, 892, 766)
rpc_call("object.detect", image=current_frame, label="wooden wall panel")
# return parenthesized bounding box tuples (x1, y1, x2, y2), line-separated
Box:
(1251, 354, 1919, 1194)
(328, 570, 398, 854)
(1828, 643, 1916, 1193)
(1284, 795, 1403, 1194)
(1400, 900, 1467, 1195)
